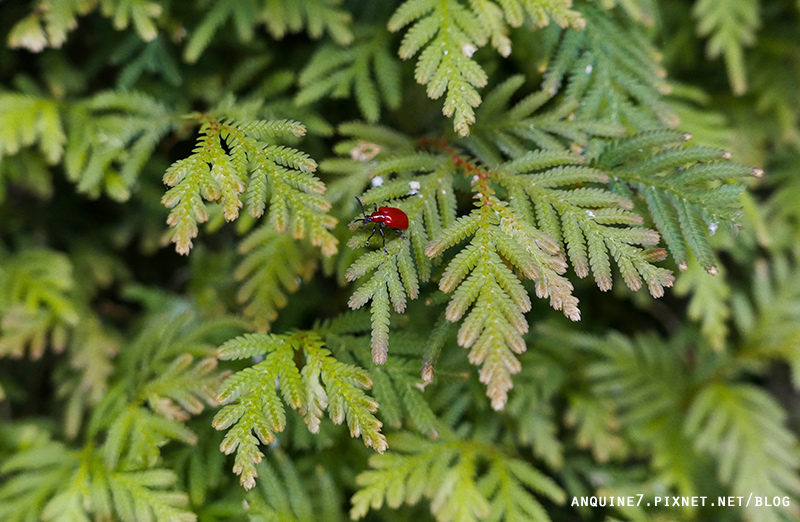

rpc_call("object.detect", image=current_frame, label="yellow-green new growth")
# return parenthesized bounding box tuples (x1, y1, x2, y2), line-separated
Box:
(388, 0, 584, 136)
(162, 117, 338, 256)
(427, 196, 578, 410)
(213, 332, 387, 490)
(346, 232, 419, 364)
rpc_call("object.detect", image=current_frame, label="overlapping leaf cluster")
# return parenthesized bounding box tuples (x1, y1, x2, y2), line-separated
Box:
(352, 432, 565, 521)
(0, 305, 237, 521)
(2, 0, 796, 521)
(331, 67, 747, 409)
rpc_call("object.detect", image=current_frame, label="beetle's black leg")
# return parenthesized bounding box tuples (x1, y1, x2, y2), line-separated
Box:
(395, 229, 406, 239)
(380, 225, 388, 254)
(365, 225, 377, 247)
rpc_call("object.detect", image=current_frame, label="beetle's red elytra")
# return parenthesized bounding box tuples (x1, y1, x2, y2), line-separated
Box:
(369, 206, 409, 229)
(354, 197, 408, 253)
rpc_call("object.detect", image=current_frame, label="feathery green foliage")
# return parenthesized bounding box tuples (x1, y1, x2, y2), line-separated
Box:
(388, 0, 584, 136)
(0, 94, 64, 165)
(0, 249, 78, 359)
(3, 1, 800, 521)
(182, 0, 352, 63)
(8, 0, 162, 52)
(67, 91, 175, 201)
(161, 116, 337, 256)
(541, 5, 675, 128)
(598, 129, 759, 272)
(234, 226, 318, 332)
(351, 432, 565, 521)
(213, 331, 387, 489)
(297, 28, 401, 123)
(346, 222, 419, 364)
(692, 0, 759, 95)
(1, 440, 196, 522)
(242, 450, 347, 521)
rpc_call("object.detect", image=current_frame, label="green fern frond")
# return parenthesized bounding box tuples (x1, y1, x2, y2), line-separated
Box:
(297, 28, 402, 122)
(585, 332, 687, 432)
(333, 332, 440, 438)
(346, 228, 419, 364)
(106, 468, 195, 522)
(387, 0, 582, 136)
(0, 438, 79, 521)
(8, 0, 162, 52)
(7, 0, 91, 51)
(61, 315, 120, 438)
(235, 226, 318, 332)
(0, 440, 195, 522)
(0, 249, 78, 359)
(261, 0, 353, 45)
(141, 354, 224, 421)
(426, 195, 578, 410)
(66, 91, 175, 201)
(98, 0, 162, 42)
(693, 0, 759, 95)
(499, 0, 584, 29)
(564, 395, 628, 463)
(389, 0, 515, 136)
(183, 0, 259, 63)
(111, 35, 182, 89)
(351, 432, 565, 521)
(674, 257, 731, 351)
(103, 404, 198, 471)
(542, 6, 675, 127)
(0, 93, 65, 165)
(245, 450, 346, 521)
(79, 311, 239, 474)
(504, 351, 567, 468)
(570, 329, 711, 495)
(184, 0, 352, 63)
(214, 332, 386, 489)
(495, 156, 675, 296)
(162, 116, 337, 256)
(600, 131, 757, 272)
(734, 257, 800, 388)
(685, 384, 799, 522)
(468, 75, 626, 165)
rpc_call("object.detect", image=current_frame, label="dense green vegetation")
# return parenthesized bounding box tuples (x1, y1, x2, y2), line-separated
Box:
(1, 1, 799, 521)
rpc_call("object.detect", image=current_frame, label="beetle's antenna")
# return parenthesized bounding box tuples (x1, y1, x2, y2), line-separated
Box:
(355, 196, 367, 219)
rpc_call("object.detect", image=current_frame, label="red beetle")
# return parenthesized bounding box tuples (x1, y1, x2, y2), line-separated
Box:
(354, 197, 408, 253)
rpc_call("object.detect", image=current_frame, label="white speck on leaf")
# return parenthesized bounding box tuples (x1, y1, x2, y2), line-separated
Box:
(372, 176, 384, 187)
